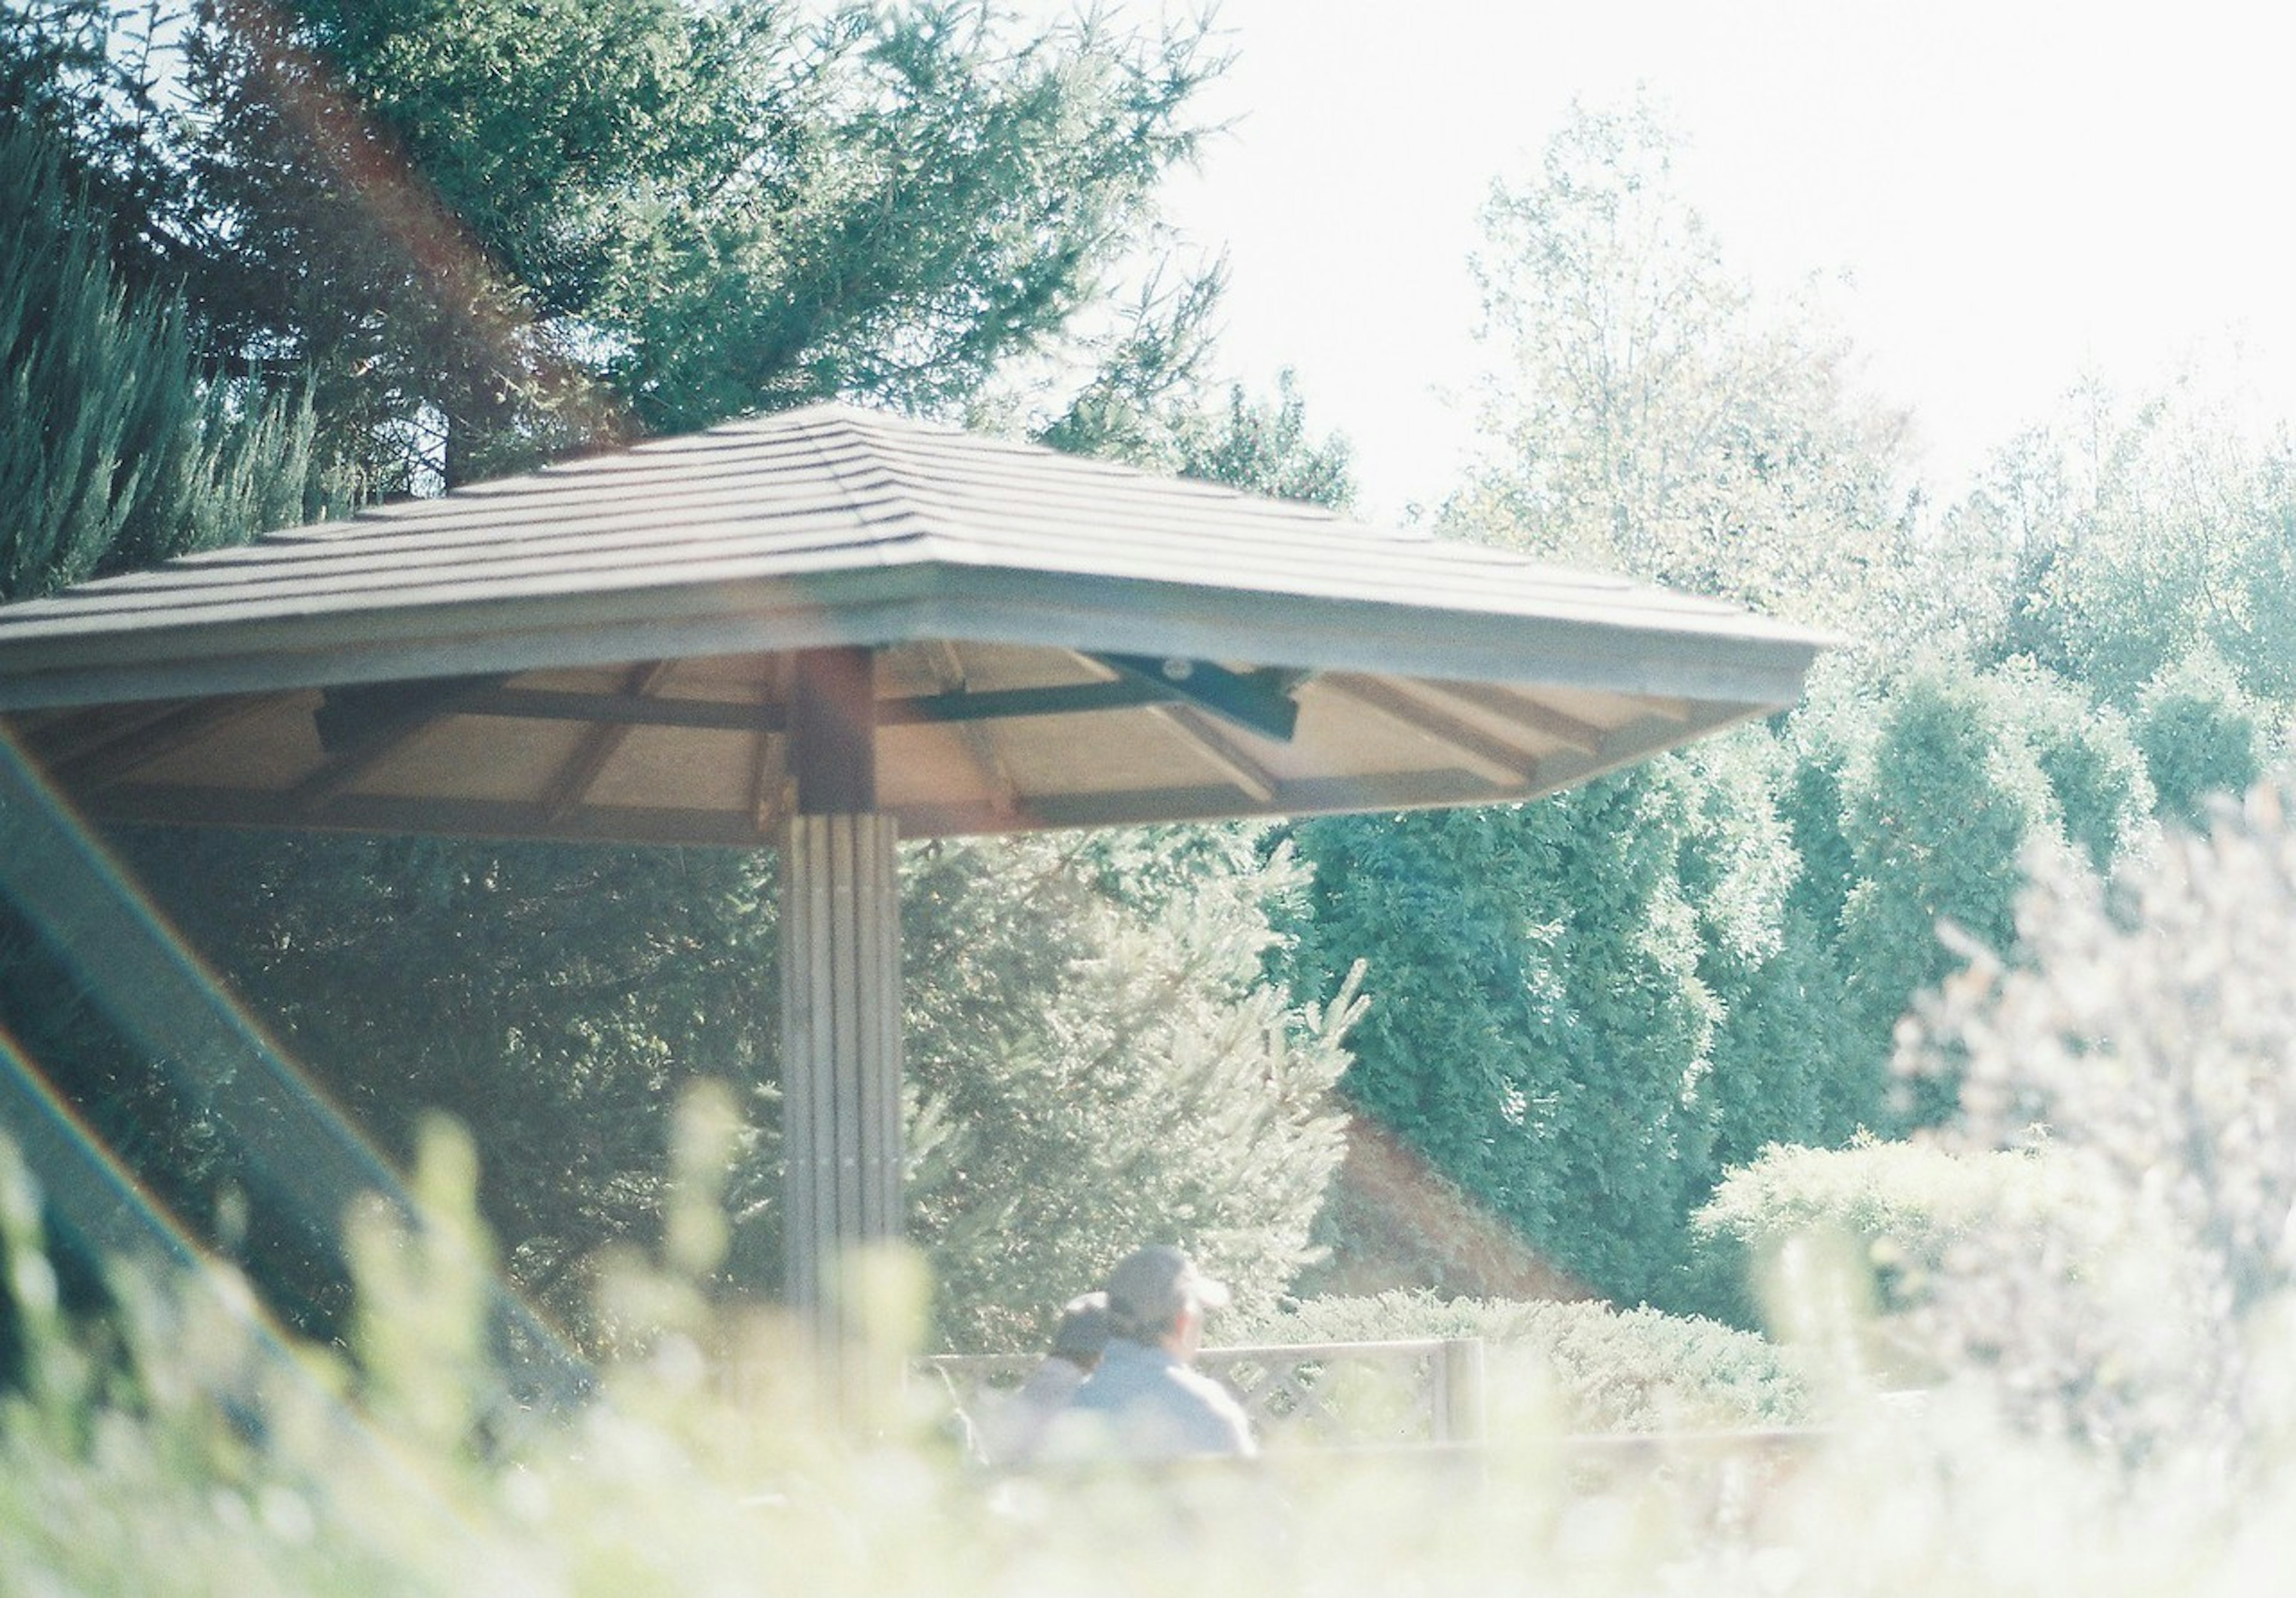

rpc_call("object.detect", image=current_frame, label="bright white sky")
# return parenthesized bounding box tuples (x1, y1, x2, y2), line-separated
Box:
(1086, 0, 2296, 520)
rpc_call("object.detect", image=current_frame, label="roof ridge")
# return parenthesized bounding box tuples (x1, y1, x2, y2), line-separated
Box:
(793, 407, 944, 554)
(791, 403, 1422, 558)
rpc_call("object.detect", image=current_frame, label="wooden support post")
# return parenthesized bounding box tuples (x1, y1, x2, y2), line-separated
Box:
(789, 646, 877, 815)
(1436, 1336, 1486, 1444)
(778, 814, 902, 1311)
(777, 648, 901, 1405)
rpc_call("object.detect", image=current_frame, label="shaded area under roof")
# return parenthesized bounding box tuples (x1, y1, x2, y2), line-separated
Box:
(0, 403, 1831, 844)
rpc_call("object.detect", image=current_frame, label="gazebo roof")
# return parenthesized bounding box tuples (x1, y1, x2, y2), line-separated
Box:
(0, 403, 1831, 843)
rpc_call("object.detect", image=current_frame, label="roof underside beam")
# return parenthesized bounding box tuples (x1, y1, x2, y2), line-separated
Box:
(364, 675, 1187, 734)
(297, 662, 1312, 741)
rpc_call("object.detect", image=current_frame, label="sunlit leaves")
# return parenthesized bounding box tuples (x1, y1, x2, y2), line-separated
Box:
(1455, 96, 1916, 638)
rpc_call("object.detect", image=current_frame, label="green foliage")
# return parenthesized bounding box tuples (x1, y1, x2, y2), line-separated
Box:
(0, 0, 187, 297)
(16, 1019, 2296, 1598)
(1674, 731, 1862, 1172)
(1276, 702, 2117, 1324)
(1171, 370, 1357, 509)
(1825, 658, 2072, 1125)
(2134, 649, 2265, 830)
(1226, 1289, 1812, 1432)
(1281, 641, 2157, 1323)
(900, 829, 1354, 1352)
(1040, 356, 1359, 512)
(1281, 770, 1726, 1311)
(1996, 662, 2154, 873)
(1954, 375, 2296, 716)
(0, 123, 335, 600)
(1692, 1137, 2071, 1331)
(1021, 265, 1225, 462)
(174, 0, 1219, 487)
(123, 830, 773, 1339)
(1454, 95, 1915, 634)
(1892, 781, 2296, 1465)
(1749, 655, 2161, 1144)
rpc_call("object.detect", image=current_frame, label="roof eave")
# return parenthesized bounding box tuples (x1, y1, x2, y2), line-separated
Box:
(0, 558, 1833, 715)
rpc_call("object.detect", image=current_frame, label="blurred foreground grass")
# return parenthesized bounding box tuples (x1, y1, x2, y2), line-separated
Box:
(7, 1107, 2296, 1598)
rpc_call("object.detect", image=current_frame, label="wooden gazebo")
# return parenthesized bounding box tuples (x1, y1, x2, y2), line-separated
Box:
(0, 403, 1830, 1350)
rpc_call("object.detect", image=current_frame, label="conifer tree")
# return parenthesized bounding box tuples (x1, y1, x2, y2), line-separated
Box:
(0, 124, 332, 601)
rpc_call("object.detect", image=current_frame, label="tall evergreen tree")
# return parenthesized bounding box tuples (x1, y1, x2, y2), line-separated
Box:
(0, 123, 332, 600)
(173, 0, 1218, 489)
(1280, 770, 1727, 1311)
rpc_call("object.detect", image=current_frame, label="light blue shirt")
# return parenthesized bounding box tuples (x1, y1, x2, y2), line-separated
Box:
(978, 1356, 1088, 1466)
(1052, 1337, 1257, 1460)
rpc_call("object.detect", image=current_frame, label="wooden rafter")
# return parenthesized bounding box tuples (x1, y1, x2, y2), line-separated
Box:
(920, 640, 1020, 821)
(540, 661, 670, 824)
(290, 682, 490, 815)
(1150, 704, 1280, 804)
(425, 677, 1174, 734)
(28, 700, 194, 766)
(929, 640, 968, 692)
(45, 696, 278, 792)
(1315, 674, 1534, 789)
(1413, 680, 1607, 756)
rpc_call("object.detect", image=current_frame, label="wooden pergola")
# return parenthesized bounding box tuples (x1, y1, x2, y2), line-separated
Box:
(0, 402, 1831, 1355)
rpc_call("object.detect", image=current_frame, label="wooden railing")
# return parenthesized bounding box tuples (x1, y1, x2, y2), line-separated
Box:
(922, 1337, 1486, 1449)
(921, 1339, 1834, 1534)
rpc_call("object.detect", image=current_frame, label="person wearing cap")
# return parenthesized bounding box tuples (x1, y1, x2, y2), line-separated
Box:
(1051, 1245, 1257, 1460)
(977, 1291, 1115, 1467)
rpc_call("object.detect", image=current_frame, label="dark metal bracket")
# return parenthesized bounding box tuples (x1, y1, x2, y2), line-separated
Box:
(313, 675, 504, 754)
(1089, 654, 1303, 743)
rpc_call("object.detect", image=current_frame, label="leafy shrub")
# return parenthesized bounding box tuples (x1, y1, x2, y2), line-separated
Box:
(2133, 649, 2265, 829)
(1891, 779, 2296, 1468)
(1691, 1137, 2087, 1359)
(1224, 1289, 1812, 1432)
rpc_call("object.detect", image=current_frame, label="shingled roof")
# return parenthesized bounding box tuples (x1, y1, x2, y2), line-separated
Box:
(0, 402, 1831, 842)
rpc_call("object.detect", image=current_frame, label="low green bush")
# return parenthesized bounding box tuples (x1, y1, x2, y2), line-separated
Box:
(1692, 1136, 2076, 1313)
(1223, 1288, 1813, 1431)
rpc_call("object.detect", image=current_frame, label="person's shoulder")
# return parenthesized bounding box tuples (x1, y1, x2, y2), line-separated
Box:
(1170, 1363, 1243, 1410)
(1176, 1368, 1248, 1414)
(1014, 1358, 1085, 1407)
(1167, 1365, 1254, 1450)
